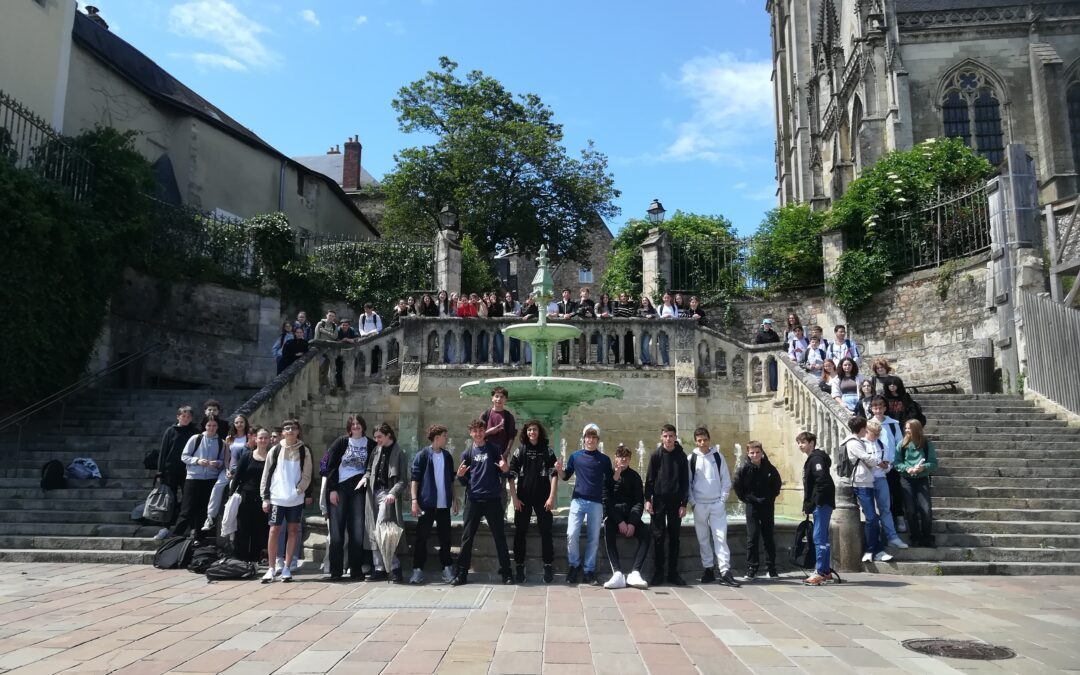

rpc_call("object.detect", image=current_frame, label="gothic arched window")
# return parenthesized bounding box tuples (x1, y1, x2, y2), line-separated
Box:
(940, 68, 1005, 166)
(1068, 80, 1080, 170)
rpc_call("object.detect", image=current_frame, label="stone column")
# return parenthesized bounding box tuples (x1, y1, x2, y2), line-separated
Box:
(988, 145, 1046, 393)
(820, 228, 847, 330)
(434, 230, 462, 294)
(640, 228, 670, 300)
(1029, 43, 1078, 203)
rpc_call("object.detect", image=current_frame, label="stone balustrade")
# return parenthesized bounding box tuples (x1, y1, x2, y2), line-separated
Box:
(774, 352, 853, 458)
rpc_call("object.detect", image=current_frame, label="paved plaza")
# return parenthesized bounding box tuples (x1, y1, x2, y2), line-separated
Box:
(0, 564, 1077, 674)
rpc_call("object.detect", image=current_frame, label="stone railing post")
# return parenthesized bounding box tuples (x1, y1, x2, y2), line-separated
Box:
(820, 227, 847, 330)
(434, 230, 462, 294)
(641, 228, 671, 300)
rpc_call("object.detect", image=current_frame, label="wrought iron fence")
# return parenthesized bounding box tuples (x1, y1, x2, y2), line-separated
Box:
(670, 236, 766, 298)
(0, 89, 92, 200)
(878, 183, 991, 273)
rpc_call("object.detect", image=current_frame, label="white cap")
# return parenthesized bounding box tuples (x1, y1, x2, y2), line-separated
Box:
(581, 423, 601, 440)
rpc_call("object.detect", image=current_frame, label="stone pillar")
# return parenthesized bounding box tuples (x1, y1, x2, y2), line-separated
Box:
(1029, 43, 1078, 203)
(434, 230, 462, 294)
(640, 228, 670, 300)
(988, 144, 1046, 393)
(674, 321, 697, 437)
(830, 482, 864, 573)
(820, 228, 848, 331)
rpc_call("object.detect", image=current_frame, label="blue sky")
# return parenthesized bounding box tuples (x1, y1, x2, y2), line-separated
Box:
(91, 0, 778, 235)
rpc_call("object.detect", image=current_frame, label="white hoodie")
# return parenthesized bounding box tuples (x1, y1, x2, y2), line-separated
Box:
(688, 446, 731, 505)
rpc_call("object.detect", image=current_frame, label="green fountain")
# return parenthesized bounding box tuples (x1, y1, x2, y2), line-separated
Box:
(459, 246, 623, 451)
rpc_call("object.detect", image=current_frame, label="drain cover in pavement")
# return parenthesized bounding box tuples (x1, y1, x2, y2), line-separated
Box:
(902, 639, 1016, 660)
(348, 585, 492, 610)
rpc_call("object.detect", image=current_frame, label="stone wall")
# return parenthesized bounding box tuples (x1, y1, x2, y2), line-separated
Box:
(725, 287, 828, 342)
(848, 253, 995, 390)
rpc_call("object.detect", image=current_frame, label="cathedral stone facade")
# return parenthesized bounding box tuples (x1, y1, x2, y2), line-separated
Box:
(767, 0, 1080, 207)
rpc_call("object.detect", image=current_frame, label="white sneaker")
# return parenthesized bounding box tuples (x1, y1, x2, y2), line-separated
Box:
(409, 569, 424, 585)
(291, 559, 302, 571)
(603, 571, 626, 590)
(889, 538, 910, 549)
(280, 567, 294, 582)
(625, 570, 649, 589)
(441, 566, 455, 584)
(202, 516, 214, 532)
(261, 568, 275, 584)
(153, 528, 170, 540)
(274, 557, 284, 574)
(861, 552, 873, 563)
(896, 516, 908, 533)
(874, 551, 894, 562)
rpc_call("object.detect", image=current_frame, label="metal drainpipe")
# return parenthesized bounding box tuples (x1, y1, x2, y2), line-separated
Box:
(278, 160, 286, 211)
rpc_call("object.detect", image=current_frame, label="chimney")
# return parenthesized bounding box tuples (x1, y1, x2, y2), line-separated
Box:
(85, 6, 109, 30)
(327, 145, 340, 155)
(342, 135, 362, 190)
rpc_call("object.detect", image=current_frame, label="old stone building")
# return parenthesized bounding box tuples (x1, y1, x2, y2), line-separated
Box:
(767, 0, 1080, 207)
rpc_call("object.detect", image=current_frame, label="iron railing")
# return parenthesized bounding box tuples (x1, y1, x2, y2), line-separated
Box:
(1022, 290, 1080, 416)
(0, 89, 92, 200)
(670, 236, 766, 297)
(878, 183, 991, 273)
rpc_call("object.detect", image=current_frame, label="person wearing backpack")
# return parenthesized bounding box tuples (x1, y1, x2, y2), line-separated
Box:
(687, 427, 739, 588)
(171, 416, 225, 540)
(799, 430, 835, 586)
(260, 419, 314, 583)
(845, 417, 896, 565)
(154, 405, 198, 539)
(825, 324, 861, 366)
(733, 441, 782, 581)
(643, 424, 690, 587)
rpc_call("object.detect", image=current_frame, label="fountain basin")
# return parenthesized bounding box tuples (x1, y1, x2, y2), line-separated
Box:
(502, 323, 582, 344)
(459, 376, 624, 411)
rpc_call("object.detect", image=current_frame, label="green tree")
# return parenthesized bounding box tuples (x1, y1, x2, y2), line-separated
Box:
(749, 203, 825, 289)
(601, 211, 739, 300)
(381, 57, 620, 264)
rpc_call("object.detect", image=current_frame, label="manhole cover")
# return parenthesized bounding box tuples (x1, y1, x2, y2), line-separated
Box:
(902, 639, 1016, 661)
(348, 585, 492, 610)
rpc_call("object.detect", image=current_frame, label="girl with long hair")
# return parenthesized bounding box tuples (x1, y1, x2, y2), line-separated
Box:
(831, 357, 864, 412)
(508, 420, 558, 583)
(895, 419, 938, 547)
(638, 296, 657, 365)
(819, 358, 838, 395)
(322, 414, 372, 580)
(362, 422, 408, 581)
(230, 426, 271, 563)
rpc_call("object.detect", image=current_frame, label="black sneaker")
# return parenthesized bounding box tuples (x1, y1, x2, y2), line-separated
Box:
(502, 570, 515, 585)
(739, 569, 758, 582)
(766, 569, 780, 579)
(582, 571, 599, 586)
(718, 570, 742, 588)
(367, 570, 389, 582)
(543, 564, 554, 584)
(516, 564, 526, 584)
(450, 574, 468, 586)
(390, 568, 404, 584)
(667, 572, 687, 586)
(650, 571, 666, 587)
(565, 566, 581, 584)
(700, 568, 716, 584)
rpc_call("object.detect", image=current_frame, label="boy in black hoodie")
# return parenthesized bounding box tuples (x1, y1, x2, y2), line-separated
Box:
(799, 431, 836, 586)
(154, 405, 198, 539)
(733, 441, 783, 580)
(644, 424, 689, 586)
(602, 444, 651, 589)
(508, 420, 558, 584)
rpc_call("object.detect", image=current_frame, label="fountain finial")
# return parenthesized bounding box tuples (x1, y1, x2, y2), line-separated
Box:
(531, 245, 555, 327)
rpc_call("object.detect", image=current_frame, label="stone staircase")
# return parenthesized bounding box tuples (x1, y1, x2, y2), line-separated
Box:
(868, 393, 1080, 575)
(0, 388, 248, 564)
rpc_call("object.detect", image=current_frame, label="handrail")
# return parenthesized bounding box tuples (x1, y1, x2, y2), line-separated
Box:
(0, 342, 167, 433)
(775, 352, 853, 476)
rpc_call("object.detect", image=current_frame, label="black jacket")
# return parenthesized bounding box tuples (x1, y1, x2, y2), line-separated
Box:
(644, 444, 689, 506)
(604, 466, 645, 526)
(802, 448, 835, 513)
(754, 328, 781, 344)
(323, 435, 374, 492)
(158, 423, 198, 475)
(556, 299, 578, 316)
(509, 442, 556, 504)
(733, 455, 782, 507)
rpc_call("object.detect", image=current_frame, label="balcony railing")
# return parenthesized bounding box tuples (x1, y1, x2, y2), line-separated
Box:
(0, 89, 93, 200)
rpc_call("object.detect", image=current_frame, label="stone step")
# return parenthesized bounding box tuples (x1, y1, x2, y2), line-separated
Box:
(914, 394, 1024, 400)
(933, 476, 1080, 489)
(0, 549, 154, 564)
(936, 496, 1080, 510)
(0, 535, 158, 551)
(919, 405, 1040, 415)
(932, 422, 1080, 434)
(0, 497, 142, 511)
(935, 507, 1080, 522)
(938, 457, 1080, 468)
(934, 444, 1080, 454)
(862, 560, 1080, 576)
(0, 522, 161, 537)
(0, 468, 152, 480)
(9, 460, 169, 472)
(935, 519, 1080, 535)
(0, 510, 139, 524)
(912, 412, 1060, 422)
(0, 486, 150, 499)
(934, 487, 1080, 499)
(887, 546, 1080, 563)
(934, 532, 1080, 548)
(936, 467, 1080, 478)
(932, 430, 1080, 441)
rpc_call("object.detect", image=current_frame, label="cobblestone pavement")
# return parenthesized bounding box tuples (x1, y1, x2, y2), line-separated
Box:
(0, 564, 1078, 674)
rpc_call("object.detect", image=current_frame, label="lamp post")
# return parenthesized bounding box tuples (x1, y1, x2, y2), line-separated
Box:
(646, 198, 666, 225)
(438, 204, 459, 232)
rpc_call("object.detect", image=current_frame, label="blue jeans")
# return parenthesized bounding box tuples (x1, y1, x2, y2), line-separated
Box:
(659, 332, 670, 366)
(492, 332, 504, 363)
(641, 333, 652, 365)
(873, 476, 899, 541)
(567, 498, 603, 572)
(812, 506, 832, 574)
(854, 487, 884, 554)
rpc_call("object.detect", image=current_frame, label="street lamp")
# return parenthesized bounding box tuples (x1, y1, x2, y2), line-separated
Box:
(438, 204, 459, 231)
(646, 198, 666, 225)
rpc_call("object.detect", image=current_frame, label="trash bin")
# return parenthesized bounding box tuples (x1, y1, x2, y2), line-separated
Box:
(968, 356, 995, 394)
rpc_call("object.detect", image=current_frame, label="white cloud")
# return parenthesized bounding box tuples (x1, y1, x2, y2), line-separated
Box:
(300, 9, 319, 27)
(175, 52, 247, 72)
(661, 52, 773, 163)
(355, 15, 368, 25)
(168, 0, 277, 70)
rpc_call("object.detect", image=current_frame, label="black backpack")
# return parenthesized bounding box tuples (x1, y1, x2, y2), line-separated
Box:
(789, 517, 816, 569)
(40, 460, 66, 491)
(188, 542, 222, 574)
(205, 557, 257, 581)
(153, 536, 195, 569)
(143, 448, 159, 471)
(835, 440, 856, 481)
